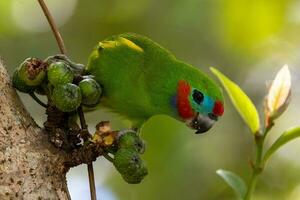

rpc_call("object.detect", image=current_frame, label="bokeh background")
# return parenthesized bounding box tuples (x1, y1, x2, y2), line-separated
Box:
(1, 0, 300, 199)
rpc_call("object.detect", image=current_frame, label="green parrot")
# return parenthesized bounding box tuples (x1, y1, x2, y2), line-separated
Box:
(86, 33, 224, 133)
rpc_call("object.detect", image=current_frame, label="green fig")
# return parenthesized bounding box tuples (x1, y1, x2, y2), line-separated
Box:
(123, 165, 148, 184)
(113, 148, 148, 184)
(47, 62, 74, 86)
(18, 58, 46, 86)
(45, 54, 85, 74)
(82, 75, 96, 80)
(52, 83, 82, 112)
(78, 78, 102, 106)
(119, 132, 145, 154)
(12, 70, 35, 93)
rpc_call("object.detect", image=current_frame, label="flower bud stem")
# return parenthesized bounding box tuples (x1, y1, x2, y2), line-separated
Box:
(244, 127, 271, 200)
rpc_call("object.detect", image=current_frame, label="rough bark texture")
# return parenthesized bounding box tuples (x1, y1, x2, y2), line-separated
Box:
(0, 62, 71, 200)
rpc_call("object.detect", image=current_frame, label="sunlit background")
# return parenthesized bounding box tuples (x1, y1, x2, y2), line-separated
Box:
(1, 0, 300, 199)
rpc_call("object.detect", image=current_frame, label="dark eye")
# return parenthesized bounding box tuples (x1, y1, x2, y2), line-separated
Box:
(192, 90, 204, 104)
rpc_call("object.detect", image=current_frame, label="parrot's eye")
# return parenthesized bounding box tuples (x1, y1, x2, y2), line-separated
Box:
(192, 90, 204, 104)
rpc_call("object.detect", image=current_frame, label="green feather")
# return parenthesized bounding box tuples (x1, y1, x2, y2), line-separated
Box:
(86, 33, 223, 127)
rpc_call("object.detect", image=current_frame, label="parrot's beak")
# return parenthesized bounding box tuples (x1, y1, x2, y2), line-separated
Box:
(186, 113, 218, 134)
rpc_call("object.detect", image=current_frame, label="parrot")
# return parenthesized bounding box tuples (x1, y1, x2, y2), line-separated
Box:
(86, 33, 224, 134)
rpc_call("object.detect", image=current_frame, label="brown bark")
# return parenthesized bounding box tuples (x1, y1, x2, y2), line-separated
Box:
(0, 61, 68, 200)
(0, 60, 105, 199)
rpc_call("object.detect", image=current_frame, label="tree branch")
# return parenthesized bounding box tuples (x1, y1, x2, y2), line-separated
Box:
(0, 61, 71, 199)
(65, 143, 103, 168)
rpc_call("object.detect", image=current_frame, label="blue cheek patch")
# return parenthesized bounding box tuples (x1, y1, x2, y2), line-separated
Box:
(189, 88, 214, 114)
(170, 95, 177, 108)
(202, 95, 214, 114)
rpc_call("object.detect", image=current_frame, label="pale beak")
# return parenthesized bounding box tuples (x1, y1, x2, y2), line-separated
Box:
(186, 113, 218, 134)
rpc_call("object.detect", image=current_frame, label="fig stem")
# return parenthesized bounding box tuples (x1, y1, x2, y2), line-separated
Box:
(37, 1, 97, 199)
(103, 153, 114, 163)
(29, 92, 47, 108)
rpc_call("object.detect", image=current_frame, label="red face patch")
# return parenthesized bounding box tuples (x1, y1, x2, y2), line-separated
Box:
(177, 80, 195, 119)
(213, 100, 224, 116)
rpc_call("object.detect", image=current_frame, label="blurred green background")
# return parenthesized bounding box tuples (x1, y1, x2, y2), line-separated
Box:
(1, 0, 300, 199)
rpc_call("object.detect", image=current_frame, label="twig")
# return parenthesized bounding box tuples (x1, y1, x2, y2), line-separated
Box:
(37, 0, 66, 54)
(87, 163, 97, 200)
(78, 106, 97, 200)
(37, 1, 97, 199)
(77, 106, 90, 140)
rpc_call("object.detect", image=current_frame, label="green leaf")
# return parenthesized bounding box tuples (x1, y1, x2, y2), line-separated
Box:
(216, 169, 247, 199)
(210, 67, 260, 134)
(263, 127, 300, 163)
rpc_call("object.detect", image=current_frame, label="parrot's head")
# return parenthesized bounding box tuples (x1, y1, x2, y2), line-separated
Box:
(176, 79, 224, 134)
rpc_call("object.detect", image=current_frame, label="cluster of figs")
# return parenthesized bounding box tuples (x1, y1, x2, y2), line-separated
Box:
(103, 130, 148, 183)
(12, 55, 148, 184)
(12, 55, 102, 112)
